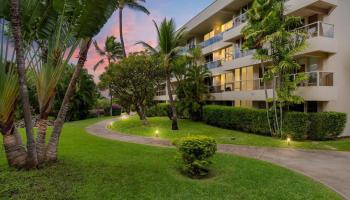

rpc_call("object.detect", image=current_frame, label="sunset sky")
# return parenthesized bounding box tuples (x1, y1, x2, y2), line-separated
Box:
(86, 0, 213, 81)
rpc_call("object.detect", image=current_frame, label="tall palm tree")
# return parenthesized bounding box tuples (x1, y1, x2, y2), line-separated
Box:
(137, 18, 186, 130)
(9, 0, 38, 168)
(46, 0, 118, 162)
(93, 36, 123, 116)
(116, 0, 150, 57)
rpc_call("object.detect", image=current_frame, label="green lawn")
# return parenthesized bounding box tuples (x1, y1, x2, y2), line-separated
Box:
(0, 117, 342, 200)
(111, 116, 350, 151)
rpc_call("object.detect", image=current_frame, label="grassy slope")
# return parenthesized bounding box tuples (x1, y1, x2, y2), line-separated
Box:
(0, 117, 341, 200)
(111, 116, 350, 151)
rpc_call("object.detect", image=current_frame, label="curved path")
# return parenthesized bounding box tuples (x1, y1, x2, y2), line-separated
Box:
(86, 117, 350, 200)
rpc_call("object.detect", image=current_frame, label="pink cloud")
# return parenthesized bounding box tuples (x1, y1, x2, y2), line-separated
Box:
(83, 9, 165, 82)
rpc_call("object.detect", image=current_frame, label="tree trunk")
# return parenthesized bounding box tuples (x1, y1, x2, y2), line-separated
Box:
(138, 105, 149, 125)
(261, 62, 273, 135)
(36, 119, 48, 165)
(119, 8, 127, 58)
(46, 38, 92, 162)
(109, 86, 113, 116)
(166, 70, 179, 130)
(1, 124, 27, 168)
(10, 0, 38, 168)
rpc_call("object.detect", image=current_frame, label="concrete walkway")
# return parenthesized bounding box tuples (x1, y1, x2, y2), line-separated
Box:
(86, 117, 350, 200)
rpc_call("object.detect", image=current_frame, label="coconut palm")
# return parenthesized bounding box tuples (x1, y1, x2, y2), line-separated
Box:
(116, 0, 150, 57)
(137, 18, 186, 130)
(93, 36, 123, 116)
(93, 36, 123, 70)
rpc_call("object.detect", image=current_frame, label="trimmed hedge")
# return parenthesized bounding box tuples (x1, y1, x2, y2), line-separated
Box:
(203, 105, 346, 140)
(308, 112, 347, 140)
(283, 112, 310, 140)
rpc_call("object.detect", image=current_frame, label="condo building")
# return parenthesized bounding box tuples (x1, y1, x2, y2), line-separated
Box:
(155, 0, 350, 136)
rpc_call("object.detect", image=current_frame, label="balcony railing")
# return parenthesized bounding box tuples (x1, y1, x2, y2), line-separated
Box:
(294, 21, 334, 38)
(156, 90, 166, 96)
(205, 59, 222, 69)
(199, 32, 224, 48)
(209, 85, 223, 93)
(221, 71, 334, 93)
(233, 12, 248, 28)
(234, 49, 256, 59)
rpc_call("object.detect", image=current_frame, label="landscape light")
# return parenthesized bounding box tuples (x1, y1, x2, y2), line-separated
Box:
(155, 130, 159, 138)
(287, 137, 291, 146)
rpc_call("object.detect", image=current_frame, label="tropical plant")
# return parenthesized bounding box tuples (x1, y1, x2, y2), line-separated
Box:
(116, 0, 150, 57)
(175, 48, 211, 121)
(137, 18, 187, 130)
(101, 53, 164, 124)
(93, 36, 123, 116)
(242, 0, 307, 137)
(93, 36, 123, 70)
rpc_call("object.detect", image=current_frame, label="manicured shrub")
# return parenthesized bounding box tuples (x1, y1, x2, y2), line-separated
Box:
(175, 136, 217, 178)
(146, 103, 169, 117)
(283, 112, 310, 140)
(308, 112, 347, 140)
(203, 105, 270, 135)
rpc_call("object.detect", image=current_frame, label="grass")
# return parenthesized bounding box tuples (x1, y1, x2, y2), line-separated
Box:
(111, 116, 350, 151)
(0, 117, 342, 200)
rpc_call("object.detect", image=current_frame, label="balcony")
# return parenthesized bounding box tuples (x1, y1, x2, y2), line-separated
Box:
(294, 21, 334, 38)
(234, 49, 256, 59)
(205, 60, 222, 70)
(209, 85, 223, 93)
(199, 32, 224, 49)
(156, 90, 166, 96)
(223, 12, 248, 42)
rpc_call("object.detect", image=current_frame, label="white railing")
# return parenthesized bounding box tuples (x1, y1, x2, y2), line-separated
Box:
(222, 71, 334, 93)
(293, 21, 334, 38)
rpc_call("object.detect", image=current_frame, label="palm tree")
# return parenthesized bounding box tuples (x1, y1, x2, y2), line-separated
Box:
(116, 0, 150, 57)
(0, 51, 27, 168)
(93, 36, 123, 116)
(137, 18, 186, 130)
(9, 0, 38, 168)
(46, 0, 118, 162)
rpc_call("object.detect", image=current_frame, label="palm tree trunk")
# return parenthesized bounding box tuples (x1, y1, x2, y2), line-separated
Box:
(36, 118, 48, 165)
(166, 70, 178, 130)
(1, 124, 27, 168)
(9, 0, 38, 168)
(46, 38, 92, 162)
(119, 8, 127, 58)
(261, 62, 273, 135)
(109, 86, 113, 116)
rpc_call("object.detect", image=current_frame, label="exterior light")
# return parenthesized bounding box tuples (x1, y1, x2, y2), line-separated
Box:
(155, 130, 159, 138)
(287, 137, 291, 146)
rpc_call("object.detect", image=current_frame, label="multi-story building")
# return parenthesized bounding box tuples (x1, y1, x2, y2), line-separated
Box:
(155, 0, 350, 136)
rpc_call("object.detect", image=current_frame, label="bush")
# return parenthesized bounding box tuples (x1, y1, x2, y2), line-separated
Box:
(175, 136, 217, 178)
(203, 105, 311, 140)
(283, 112, 310, 140)
(203, 105, 271, 135)
(308, 112, 347, 140)
(146, 103, 169, 117)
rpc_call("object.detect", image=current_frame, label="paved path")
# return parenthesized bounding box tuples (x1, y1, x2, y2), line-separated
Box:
(86, 117, 350, 200)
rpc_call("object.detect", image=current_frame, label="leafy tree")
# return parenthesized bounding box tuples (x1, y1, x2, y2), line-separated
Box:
(102, 53, 164, 124)
(116, 0, 150, 57)
(53, 65, 98, 121)
(137, 18, 186, 130)
(242, 0, 307, 137)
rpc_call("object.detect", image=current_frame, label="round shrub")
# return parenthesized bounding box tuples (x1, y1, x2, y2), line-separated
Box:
(146, 103, 169, 117)
(175, 136, 217, 178)
(308, 112, 347, 140)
